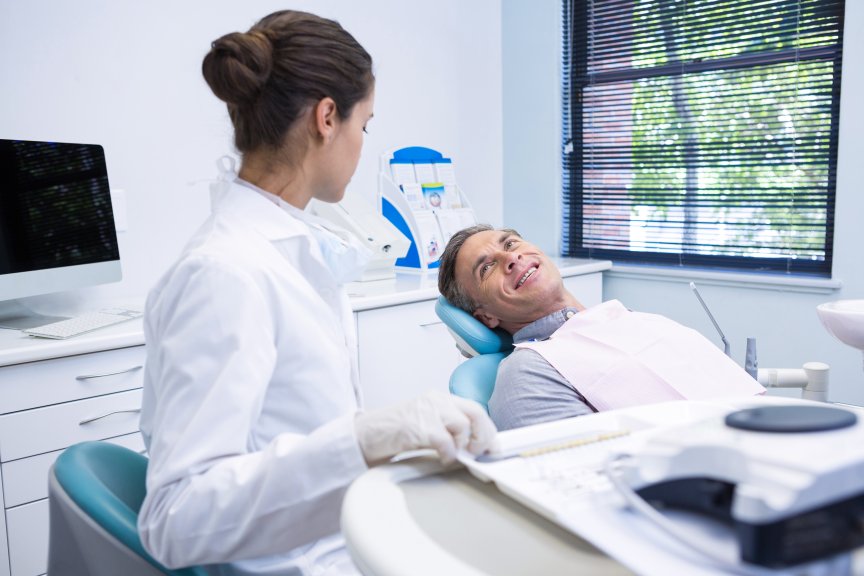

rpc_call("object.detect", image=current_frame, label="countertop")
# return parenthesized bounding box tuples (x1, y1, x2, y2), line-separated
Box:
(0, 258, 610, 367)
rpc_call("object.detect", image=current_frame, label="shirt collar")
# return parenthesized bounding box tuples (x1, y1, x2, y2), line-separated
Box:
(512, 307, 581, 344)
(236, 178, 310, 219)
(215, 179, 310, 242)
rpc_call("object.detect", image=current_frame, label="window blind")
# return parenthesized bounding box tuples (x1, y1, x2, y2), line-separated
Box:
(562, 0, 844, 275)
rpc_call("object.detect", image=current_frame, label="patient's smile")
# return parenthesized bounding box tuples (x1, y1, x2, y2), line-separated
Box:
(516, 266, 537, 289)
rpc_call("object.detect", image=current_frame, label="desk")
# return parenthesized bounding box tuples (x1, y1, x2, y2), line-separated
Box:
(341, 457, 632, 576)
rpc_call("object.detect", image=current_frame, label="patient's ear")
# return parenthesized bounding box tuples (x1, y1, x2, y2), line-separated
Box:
(473, 309, 501, 329)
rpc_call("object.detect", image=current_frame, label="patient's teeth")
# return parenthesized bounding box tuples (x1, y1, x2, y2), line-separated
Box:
(517, 267, 537, 288)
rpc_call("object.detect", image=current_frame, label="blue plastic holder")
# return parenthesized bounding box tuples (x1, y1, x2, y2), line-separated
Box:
(378, 146, 476, 272)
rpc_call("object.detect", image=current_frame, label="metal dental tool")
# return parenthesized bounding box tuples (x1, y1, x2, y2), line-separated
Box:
(689, 281, 731, 358)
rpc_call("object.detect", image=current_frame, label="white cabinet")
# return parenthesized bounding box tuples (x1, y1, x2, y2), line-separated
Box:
(7, 500, 47, 576)
(356, 300, 464, 409)
(0, 466, 8, 576)
(0, 345, 143, 414)
(0, 345, 146, 576)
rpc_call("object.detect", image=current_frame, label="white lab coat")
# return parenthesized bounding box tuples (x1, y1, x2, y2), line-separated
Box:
(138, 181, 369, 575)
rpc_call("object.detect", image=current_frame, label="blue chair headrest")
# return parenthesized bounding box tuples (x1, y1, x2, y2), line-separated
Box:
(435, 295, 513, 357)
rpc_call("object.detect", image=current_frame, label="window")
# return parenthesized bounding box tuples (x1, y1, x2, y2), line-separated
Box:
(562, 0, 845, 275)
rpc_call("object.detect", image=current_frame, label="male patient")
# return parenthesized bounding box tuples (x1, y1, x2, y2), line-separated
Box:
(438, 224, 765, 431)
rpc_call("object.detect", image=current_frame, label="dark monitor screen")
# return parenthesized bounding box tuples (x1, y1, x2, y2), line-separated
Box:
(0, 139, 120, 276)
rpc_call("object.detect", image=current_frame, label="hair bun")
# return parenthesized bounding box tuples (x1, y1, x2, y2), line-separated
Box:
(202, 30, 273, 106)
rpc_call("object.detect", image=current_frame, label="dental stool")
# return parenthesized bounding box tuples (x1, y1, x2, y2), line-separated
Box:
(434, 295, 514, 412)
(48, 441, 208, 576)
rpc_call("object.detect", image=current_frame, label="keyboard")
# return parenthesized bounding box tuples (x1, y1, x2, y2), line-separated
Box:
(23, 308, 143, 340)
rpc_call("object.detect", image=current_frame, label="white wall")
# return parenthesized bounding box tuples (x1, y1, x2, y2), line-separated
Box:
(0, 0, 503, 311)
(501, 0, 561, 254)
(503, 1, 864, 405)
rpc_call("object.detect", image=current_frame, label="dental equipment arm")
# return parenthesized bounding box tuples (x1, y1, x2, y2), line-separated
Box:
(689, 282, 731, 357)
(757, 362, 830, 403)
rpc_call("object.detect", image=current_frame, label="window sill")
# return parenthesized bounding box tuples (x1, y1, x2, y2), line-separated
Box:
(606, 264, 843, 294)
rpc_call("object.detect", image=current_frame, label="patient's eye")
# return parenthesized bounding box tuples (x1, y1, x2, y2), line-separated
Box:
(480, 262, 493, 279)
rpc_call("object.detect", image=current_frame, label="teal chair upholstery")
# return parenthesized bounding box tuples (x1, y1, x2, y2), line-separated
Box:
(434, 296, 513, 411)
(48, 441, 208, 576)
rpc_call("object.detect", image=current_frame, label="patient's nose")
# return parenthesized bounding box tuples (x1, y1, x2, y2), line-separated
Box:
(503, 250, 520, 272)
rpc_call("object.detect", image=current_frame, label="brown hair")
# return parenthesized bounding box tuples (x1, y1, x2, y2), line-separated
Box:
(202, 10, 374, 154)
(438, 224, 522, 313)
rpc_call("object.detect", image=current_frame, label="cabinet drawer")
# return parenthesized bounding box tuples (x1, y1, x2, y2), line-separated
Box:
(7, 499, 48, 576)
(0, 345, 145, 414)
(2, 432, 145, 508)
(0, 389, 142, 462)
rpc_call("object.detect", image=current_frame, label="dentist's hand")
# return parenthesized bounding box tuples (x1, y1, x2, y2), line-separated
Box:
(355, 390, 498, 466)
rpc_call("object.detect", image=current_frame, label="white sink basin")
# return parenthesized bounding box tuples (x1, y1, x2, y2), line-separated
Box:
(817, 300, 864, 352)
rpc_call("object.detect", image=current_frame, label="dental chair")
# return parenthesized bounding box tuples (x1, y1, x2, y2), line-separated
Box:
(435, 295, 832, 410)
(434, 295, 513, 411)
(48, 441, 208, 576)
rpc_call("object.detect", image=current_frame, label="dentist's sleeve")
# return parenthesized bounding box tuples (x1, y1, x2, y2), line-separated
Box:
(138, 255, 368, 568)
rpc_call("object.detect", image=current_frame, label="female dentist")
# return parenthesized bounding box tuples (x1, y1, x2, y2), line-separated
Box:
(137, 10, 496, 576)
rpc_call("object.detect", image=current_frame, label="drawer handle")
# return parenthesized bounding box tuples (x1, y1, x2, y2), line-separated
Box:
(76, 365, 143, 381)
(418, 321, 443, 328)
(79, 408, 142, 425)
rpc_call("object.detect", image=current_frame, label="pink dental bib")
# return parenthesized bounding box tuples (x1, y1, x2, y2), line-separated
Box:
(517, 299, 765, 412)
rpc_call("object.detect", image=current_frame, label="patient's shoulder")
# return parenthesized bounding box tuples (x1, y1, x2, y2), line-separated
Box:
(498, 347, 562, 384)
(490, 349, 592, 431)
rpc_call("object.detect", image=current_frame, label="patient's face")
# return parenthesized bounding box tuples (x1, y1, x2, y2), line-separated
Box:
(455, 230, 566, 333)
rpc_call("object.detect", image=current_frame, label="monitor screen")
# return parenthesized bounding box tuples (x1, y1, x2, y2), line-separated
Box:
(0, 139, 121, 302)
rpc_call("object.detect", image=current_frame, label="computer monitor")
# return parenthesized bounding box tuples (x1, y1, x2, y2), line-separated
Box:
(0, 139, 121, 328)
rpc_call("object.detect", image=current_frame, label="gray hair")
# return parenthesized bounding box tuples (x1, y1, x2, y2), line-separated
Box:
(438, 224, 521, 313)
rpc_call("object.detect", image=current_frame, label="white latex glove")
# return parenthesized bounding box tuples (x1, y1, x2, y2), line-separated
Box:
(355, 390, 498, 466)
